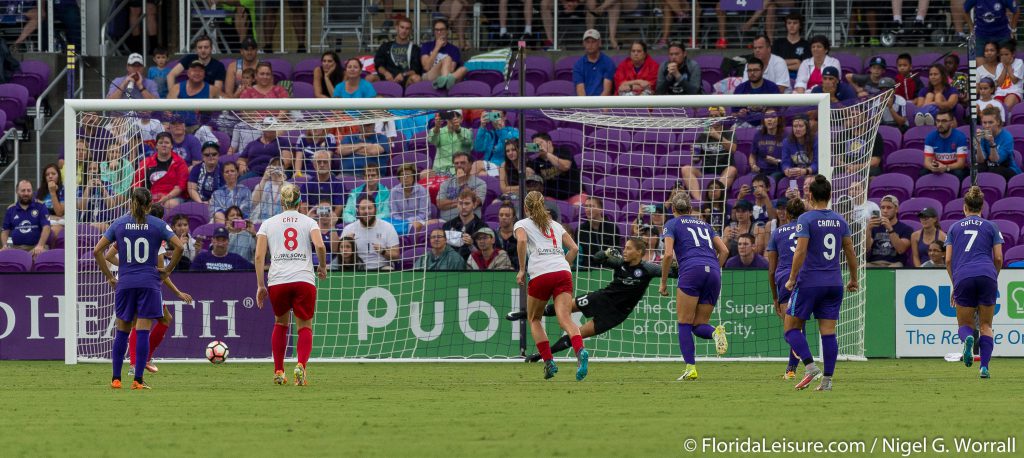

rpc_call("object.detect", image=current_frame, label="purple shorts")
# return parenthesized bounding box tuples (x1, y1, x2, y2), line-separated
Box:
(677, 263, 722, 306)
(114, 287, 164, 322)
(953, 276, 998, 308)
(788, 285, 843, 321)
(775, 274, 792, 305)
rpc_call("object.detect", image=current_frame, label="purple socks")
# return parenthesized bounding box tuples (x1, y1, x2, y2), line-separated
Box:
(678, 323, 695, 365)
(111, 329, 129, 380)
(785, 328, 813, 364)
(958, 325, 973, 343)
(980, 335, 993, 368)
(821, 334, 838, 377)
(693, 324, 715, 339)
(134, 329, 150, 382)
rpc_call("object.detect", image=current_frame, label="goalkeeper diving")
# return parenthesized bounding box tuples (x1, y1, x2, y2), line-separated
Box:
(506, 237, 674, 362)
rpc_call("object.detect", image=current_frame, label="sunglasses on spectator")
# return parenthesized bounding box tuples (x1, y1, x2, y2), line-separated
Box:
(203, 152, 219, 157)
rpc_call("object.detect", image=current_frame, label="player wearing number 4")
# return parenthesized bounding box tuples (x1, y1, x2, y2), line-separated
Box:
(515, 191, 588, 381)
(659, 194, 730, 382)
(94, 189, 186, 390)
(945, 186, 1003, 379)
(255, 184, 328, 386)
(784, 175, 859, 391)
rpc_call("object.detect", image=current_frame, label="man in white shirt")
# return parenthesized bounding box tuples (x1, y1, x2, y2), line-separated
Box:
(743, 35, 789, 93)
(341, 197, 400, 270)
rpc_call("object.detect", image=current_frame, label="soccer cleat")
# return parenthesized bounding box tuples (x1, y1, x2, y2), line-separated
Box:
(962, 335, 975, 368)
(783, 370, 796, 380)
(274, 370, 288, 385)
(815, 378, 833, 391)
(979, 366, 990, 379)
(543, 360, 558, 379)
(130, 380, 151, 390)
(110, 379, 122, 389)
(676, 364, 698, 381)
(713, 325, 728, 355)
(294, 364, 308, 386)
(575, 348, 589, 381)
(794, 366, 821, 390)
(505, 311, 526, 321)
(145, 362, 159, 373)
(524, 353, 542, 363)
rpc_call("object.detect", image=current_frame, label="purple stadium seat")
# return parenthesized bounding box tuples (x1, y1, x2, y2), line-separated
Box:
(448, 80, 491, 98)
(1003, 125, 1024, 153)
(901, 219, 922, 232)
(261, 57, 292, 83)
(579, 151, 613, 174)
(939, 219, 957, 233)
(586, 128, 632, 154)
(405, 81, 444, 97)
(32, 248, 64, 272)
(0, 111, 8, 134)
(904, 102, 919, 128)
(522, 111, 555, 132)
(1004, 245, 1024, 266)
(734, 128, 757, 151)
(210, 130, 230, 155)
(291, 81, 315, 98)
(50, 228, 64, 249)
(483, 200, 505, 221)
(479, 175, 501, 207)
(166, 201, 211, 232)
(869, 173, 914, 201)
(633, 131, 678, 155)
(0, 83, 29, 130)
(549, 128, 583, 156)
(292, 58, 321, 85)
(0, 249, 32, 272)
(554, 56, 578, 81)
(464, 70, 504, 88)
(885, 149, 924, 177)
(943, 198, 989, 220)
(962, 173, 1006, 204)
(491, 81, 535, 96)
(10, 60, 50, 105)
(519, 55, 555, 87)
(640, 176, 678, 203)
(991, 197, 1024, 227)
(657, 153, 690, 170)
(897, 197, 943, 221)
(240, 176, 263, 192)
(614, 153, 658, 177)
(1009, 103, 1024, 125)
(877, 125, 902, 154)
(832, 52, 861, 75)
(594, 176, 641, 201)
(392, 151, 430, 173)
(536, 80, 575, 96)
(373, 81, 404, 98)
(76, 224, 103, 256)
(400, 246, 425, 270)
(901, 126, 932, 150)
(993, 219, 1020, 248)
(914, 173, 959, 202)
(1008, 174, 1024, 198)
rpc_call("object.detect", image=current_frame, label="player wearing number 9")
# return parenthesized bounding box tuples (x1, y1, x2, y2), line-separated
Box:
(784, 175, 858, 392)
(945, 186, 1003, 379)
(94, 188, 186, 390)
(255, 184, 328, 386)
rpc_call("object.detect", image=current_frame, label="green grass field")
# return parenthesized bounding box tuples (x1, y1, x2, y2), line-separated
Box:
(2, 360, 1020, 457)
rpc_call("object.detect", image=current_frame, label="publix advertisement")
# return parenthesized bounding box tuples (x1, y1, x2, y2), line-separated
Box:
(895, 270, 1024, 357)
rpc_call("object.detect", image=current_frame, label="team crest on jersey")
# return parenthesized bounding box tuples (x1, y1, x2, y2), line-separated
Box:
(796, 224, 802, 232)
(30, 209, 38, 217)
(634, 268, 643, 278)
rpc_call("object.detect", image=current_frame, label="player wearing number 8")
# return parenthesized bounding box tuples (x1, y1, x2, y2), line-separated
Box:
(514, 191, 587, 381)
(255, 184, 328, 386)
(945, 186, 1003, 379)
(784, 175, 858, 391)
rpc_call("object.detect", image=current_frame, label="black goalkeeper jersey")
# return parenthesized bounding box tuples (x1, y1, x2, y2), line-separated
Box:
(595, 258, 663, 312)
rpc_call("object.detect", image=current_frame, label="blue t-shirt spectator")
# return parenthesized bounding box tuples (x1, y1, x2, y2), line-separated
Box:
(923, 128, 969, 166)
(299, 176, 346, 209)
(781, 136, 818, 174)
(980, 128, 1021, 174)
(339, 133, 390, 174)
(733, 79, 781, 100)
(172, 134, 203, 164)
(188, 163, 224, 201)
(572, 53, 616, 96)
(178, 54, 227, 87)
(751, 130, 785, 176)
(473, 125, 519, 167)
(3, 200, 50, 246)
(916, 84, 959, 101)
(333, 79, 378, 98)
(148, 65, 172, 98)
(191, 250, 254, 271)
(811, 81, 858, 101)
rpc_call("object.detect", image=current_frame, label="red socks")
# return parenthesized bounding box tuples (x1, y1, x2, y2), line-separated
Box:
(571, 335, 584, 354)
(272, 324, 288, 372)
(149, 322, 168, 359)
(297, 327, 312, 369)
(536, 340, 554, 361)
(128, 328, 137, 366)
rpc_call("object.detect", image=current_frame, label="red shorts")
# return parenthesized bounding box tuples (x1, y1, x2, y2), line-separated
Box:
(527, 270, 574, 302)
(268, 281, 318, 321)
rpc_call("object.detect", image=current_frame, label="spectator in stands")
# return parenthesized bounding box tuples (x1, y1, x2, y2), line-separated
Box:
(36, 163, 64, 227)
(341, 197, 400, 270)
(437, 151, 487, 221)
(915, 64, 961, 125)
(749, 109, 785, 180)
(338, 124, 390, 175)
(107, 53, 159, 100)
(166, 118, 203, 165)
(920, 240, 946, 267)
(240, 62, 289, 99)
(736, 174, 776, 224)
(420, 19, 469, 90)
(386, 163, 431, 235)
(192, 227, 254, 271)
(910, 207, 946, 267)
(135, 132, 188, 210)
(312, 204, 340, 268)
(169, 214, 198, 270)
(922, 109, 969, 179)
(529, 132, 579, 200)
(134, 113, 165, 149)
(224, 205, 256, 262)
(169, 62, 221, 129)
(614, 41, 659, 96)
(417, 228, 467, 270)
(975, 77, 1006, 123)
(498, 140, 524, 196)
(373, 16, 424, 87)
(300, 150, 345, 217)
(977, 42, 999, 85)
(336, 236, 365, 271)
(75, 112, 116, 164)
(578, 196, 619, 268)
(77, 162, 117, 225)
(228, 67, 256, 99)
(250, 157, 288, 223)
(2, 180, 50, 257)
(866, 195, 913, 267)
(724, 234, 769, 268)
(428, 111, 473, 178)
(733, 58, 781, 120)
(187, 142, 224, 205)
(966, 0, 1018, 65)
(333, 57, 378, 98)
(224, 37, 260, 98)
(497, 0, 534, 42)
(781, 115, 817, 179)
(167, 35, 226, 93)
(892, 53, 918, 102)
(794, 35, 840, 93)
(655, 42, 701, 95)
(523, 176, 560, 222)
(775, 12, 810, 79)
(811, 66, 857, 103)
(639, 224, 662, 262)
(494, 201, 519, 266)
(944, 53, 969, 97)
(847, 180, 879, 225)
(147, 48, 171, 98)
(700, 179, 731, 228)
(975, 106, 1022, 179)
(573, 29, 616, 97)
(442, 189, 490, 259)
(724, 200, 765, 257)
(846, 56, 887, 98)
(228, 119, 261, 156)
(313, 51, 343, 98)
(293, 129, 338, 176)
(239, 118, 289, 179)
(877, 77, 909, 131)
(211, 162, 253, 223)
(744, 35, 789, 92)
(467, 227, 513, 270)
(994, 40, 1023, 109)
(681, 107, 737, 201)
(473, 111, 519, 177)
(343, 164, 390, 224)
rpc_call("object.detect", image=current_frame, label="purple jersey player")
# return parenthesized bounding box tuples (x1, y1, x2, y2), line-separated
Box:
(94, 189, 185, 390)
(659, 195, 730, 381)
(784, 175, 859, 392)
(766, 198, 806, 380)
(945, 186, 1003, 379)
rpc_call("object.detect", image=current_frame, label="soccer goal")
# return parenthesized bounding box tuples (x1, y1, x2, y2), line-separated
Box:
(64, 92, 886, 364)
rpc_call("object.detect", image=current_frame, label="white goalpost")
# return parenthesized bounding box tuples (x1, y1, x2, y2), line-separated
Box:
(64, 93, 883, 364)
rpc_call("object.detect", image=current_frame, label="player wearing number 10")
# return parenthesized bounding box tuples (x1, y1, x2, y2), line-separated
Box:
(945, 186, 1003, 379)
(784, 175, 859, 392)
(255, 184, 328, 386)
(94, 188, 186, 390)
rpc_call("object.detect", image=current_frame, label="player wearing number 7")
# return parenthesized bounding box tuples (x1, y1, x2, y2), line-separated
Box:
(945, 186, 1003, 379)
(255, 184, 328, 386)
(784, 175, 858, 391)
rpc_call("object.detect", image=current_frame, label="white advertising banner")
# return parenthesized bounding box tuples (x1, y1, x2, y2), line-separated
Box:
(895, 270, 1024, 357)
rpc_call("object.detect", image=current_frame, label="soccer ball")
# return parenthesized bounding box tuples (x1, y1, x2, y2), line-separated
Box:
(206, 341, 229, 364)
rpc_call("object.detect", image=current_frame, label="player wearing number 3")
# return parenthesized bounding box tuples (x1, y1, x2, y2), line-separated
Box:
(784, 175, 858, 391)
(660, 194, 730, 382)
(945, 186, 1003, 379)
(255, 184, 328, 386)
(515, 191, 588, 381)
(94, 188, 186, 390)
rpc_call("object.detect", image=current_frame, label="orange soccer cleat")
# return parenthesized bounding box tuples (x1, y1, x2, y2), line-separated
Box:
(294, 363, 308, 386)
(110, 379, 122, 389)
(130, 380, 151, 390)
(274, 370, 288, 385)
